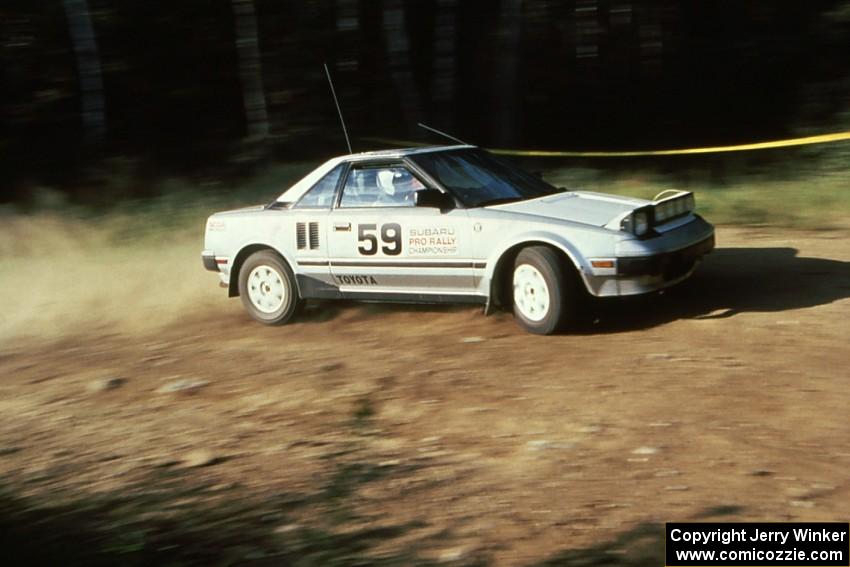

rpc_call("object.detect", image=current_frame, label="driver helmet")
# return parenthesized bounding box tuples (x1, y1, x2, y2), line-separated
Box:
(377, 170, 397, 196)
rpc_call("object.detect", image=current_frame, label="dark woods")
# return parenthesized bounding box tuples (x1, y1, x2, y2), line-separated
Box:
(1, 0, 849, 201)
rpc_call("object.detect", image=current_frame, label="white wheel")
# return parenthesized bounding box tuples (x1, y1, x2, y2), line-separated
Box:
(238, 250, 302, 325)
(511, 246, 580, 335)
(246, 265, 286, 314)
(513, 264, 551, 322)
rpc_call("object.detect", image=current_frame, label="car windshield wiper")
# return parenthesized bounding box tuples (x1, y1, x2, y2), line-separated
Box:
(474, 196, 524, 208)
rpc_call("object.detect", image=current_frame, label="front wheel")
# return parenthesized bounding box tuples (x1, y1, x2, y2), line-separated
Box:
(512, 246, 579, 335)
(238, 250, 302, 325)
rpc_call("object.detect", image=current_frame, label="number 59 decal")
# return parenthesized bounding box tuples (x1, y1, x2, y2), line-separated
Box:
(358, 223, 402, 256)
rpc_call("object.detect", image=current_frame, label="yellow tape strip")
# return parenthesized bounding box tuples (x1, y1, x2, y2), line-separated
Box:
(364, 131, 850, 157)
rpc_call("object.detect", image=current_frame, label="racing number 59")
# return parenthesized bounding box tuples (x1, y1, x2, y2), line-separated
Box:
(358, 223, 402, 256)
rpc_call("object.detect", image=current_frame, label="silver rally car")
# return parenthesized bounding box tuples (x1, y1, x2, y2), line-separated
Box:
(202, 145, 714, 334)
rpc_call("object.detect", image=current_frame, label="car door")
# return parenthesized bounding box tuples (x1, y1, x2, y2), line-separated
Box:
(327, 161, 476, 300)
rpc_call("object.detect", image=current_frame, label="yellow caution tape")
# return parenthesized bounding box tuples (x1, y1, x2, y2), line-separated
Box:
(364, 131, 850, 157)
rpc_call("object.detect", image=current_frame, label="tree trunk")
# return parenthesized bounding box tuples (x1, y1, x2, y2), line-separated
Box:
(335, 0, 360, 56)
(63, 0, 106, 144)
(383, 0, 423, 133)
(232, 0, 269, 140)
(493, 0, 522, 145)
(432, 0, 457, 128)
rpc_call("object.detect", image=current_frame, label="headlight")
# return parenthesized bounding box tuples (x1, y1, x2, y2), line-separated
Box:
(655, 194, 695, 223)
(620, 206, 654, 237)
(633, 210, 649, 236)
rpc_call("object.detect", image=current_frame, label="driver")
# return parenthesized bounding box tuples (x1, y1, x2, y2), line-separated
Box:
(376, 169, 424, 205)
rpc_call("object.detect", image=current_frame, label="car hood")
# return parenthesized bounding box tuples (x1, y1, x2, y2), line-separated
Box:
(488, 191, 648, 226)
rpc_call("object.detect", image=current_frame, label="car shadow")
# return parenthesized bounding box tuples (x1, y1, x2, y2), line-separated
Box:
(582, 246, 850, 334)
(290, 246, 850, 334)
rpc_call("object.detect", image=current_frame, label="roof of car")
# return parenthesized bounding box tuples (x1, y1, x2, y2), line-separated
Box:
(345, 144, 475, 160)
(276, 145, 476, 203)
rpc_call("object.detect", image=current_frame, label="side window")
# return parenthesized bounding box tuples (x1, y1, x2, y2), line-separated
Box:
(339, 165, 425, 208)
(294, 165, 343, 209)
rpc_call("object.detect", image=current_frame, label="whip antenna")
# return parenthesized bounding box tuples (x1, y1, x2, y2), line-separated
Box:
(417, 122, 469, 145)
(324, 63, 352, 154)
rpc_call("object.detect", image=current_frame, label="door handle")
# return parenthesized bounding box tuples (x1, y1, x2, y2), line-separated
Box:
(334, 222, 351, 232)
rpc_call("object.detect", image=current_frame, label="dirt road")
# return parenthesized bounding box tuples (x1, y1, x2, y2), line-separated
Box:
(1, 226, 848, 566)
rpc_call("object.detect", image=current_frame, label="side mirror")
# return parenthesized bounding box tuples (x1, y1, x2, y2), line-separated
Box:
(414, 188, 454, 210)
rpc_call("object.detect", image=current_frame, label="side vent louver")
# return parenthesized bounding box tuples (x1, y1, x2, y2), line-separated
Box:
(308, 222, 320, 249)
(296, 222, 320, 250)
(296, 223, 307, 249)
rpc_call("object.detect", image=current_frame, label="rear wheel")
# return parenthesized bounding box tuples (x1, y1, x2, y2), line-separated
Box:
(238, 250, 302, 325)
(512, 246, 578, 335)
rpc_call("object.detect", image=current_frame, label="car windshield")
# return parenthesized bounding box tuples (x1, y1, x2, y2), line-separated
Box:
(409, 148, 563, 207)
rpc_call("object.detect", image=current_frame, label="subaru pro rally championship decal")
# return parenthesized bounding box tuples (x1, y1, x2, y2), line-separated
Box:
(408, 226, 458, 256)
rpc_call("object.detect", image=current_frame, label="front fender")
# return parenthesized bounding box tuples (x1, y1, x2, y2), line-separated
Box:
(226, 240, 299, 297)
(481, 230, 600, 299)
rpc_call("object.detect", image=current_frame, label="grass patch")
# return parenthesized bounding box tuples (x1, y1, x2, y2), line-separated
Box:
(543, 166, 850, 228)
(352, 396, 377, 429)
(0, 464, 463, 567)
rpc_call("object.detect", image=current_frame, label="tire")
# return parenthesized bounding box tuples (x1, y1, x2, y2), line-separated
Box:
(238, 250, 302, 325)
(511, 246, 579, 335)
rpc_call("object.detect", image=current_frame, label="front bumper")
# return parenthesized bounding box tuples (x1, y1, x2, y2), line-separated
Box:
(617, 233, 715, 278)
(583, 216, 715, 297)
(201, 250, 219, 272)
